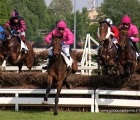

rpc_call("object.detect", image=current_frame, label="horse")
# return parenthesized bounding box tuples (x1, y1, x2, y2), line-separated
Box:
(42, 34, 78, 115)
(0, 26, 38, 72)
(96, 21, 118, 75)
(117, 29, 136, 78)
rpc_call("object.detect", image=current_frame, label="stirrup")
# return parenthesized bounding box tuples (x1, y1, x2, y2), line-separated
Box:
(42, 65, 48, 70)
(137, 56, 140, 62)
(67, 66, 72, 71)
(114, 56, 118, 62)
(21, 48, 25, 53)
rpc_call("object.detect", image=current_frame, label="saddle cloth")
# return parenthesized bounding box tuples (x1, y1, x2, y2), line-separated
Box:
(20, 40, 28, 53)
(61, 52, 73, 67)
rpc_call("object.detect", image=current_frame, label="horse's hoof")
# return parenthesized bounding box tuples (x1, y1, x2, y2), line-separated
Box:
(107, 71, 112, 75)
(54, 111, 58, 115)
(126, 73, 130, 77)
(66, 83, 71, 89)
(0, 66, 5, 71)
(125, 70, 130, 77)
(42, 100, 48, 104)
(98, 72, 101, 75)
(120, 74, 125, 79)
(42, 69, 47, 73)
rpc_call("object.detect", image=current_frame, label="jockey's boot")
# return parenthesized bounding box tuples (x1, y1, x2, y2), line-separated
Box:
(21, 35, 26, 43)
(21, 48, 26, 53)
(42, 55, 51, 70)
(133, 42, 140, 62)
(21, 35, 26, 53)
(96, 44, 102, 57)
(67, 56, 72, 71)
(114, 46, 120, 62)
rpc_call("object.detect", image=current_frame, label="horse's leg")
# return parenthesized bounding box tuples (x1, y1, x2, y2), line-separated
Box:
(63, 51, 77, 88)
(25, 50, 35, 70)
(117, 61, 125, 78)
(63, 69, 72, 89)
(0, 53, 10, 71)
(18, 63, 23, 73)
(54, 79, 63, 115)
(131, 61, 137, 74)
(126, 60, 132, 77)
(96, 57, 101, 75)
(70, 52, 78, 74)
(105, 62, 112, 75)
(42, 75, 53, 104)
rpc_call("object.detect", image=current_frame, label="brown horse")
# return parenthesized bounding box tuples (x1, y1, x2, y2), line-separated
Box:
(0, 26, 38, 72)
(117, 29, 136, 78)
(97, 21, 118, 75)
(42, 35, 78, 115)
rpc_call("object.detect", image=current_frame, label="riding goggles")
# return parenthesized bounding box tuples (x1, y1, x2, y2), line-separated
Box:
(12, 17, 18, 20)
(58, 27, 65, 31)
(123, 23, 130, 26)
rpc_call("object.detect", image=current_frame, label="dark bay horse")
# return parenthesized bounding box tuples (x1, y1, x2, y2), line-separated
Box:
(42, 35, 78, 115)
(117, 29, 136, 78)
(0, 26, 37, 72)
(97, 21, 118, 75)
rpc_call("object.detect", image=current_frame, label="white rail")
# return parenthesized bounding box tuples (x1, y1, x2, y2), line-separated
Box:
(95, 90, 140, 112)
(0, 89, 94, 112)
(81, 34, 99, 75)
(4, 66, 97, 71)
(0, 89, 140, 112)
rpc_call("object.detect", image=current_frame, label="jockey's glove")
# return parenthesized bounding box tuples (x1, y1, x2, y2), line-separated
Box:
(130, 37, 134, 40)
(61, 42, 65, 45)
(12, 30, 19, 35)
(110, 32, 114, 36)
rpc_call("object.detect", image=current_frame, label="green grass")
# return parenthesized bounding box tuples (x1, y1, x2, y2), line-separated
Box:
(0, 111, 140, 120)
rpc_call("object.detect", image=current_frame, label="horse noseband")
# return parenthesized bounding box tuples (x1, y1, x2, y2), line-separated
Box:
(100, 41, 104, 45)
(53, 54, 59, 60)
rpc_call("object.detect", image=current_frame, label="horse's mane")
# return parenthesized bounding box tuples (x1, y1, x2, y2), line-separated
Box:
(119, 29, 128, 34)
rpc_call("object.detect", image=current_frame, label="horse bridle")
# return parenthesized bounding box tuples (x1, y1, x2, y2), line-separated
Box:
(97, 22, 111, 41)
(52, 39, 62, 59)
(118, 30, 130, 50)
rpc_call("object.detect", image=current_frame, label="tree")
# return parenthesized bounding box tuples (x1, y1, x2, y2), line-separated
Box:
(11, 0, 49, 42)
(96, 0, 140, 48)
(48, 0, 73, 15)
(97, 0, 140, 27)
(76, 8, 90, 48)
(88, 23, 99, 41)
(0, 0, 13, 25)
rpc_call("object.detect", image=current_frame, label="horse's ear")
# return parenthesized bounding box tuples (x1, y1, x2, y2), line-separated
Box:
(120, 27, 127, 31)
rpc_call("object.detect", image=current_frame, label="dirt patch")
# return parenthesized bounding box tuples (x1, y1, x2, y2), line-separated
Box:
(0, 72, 140, 90)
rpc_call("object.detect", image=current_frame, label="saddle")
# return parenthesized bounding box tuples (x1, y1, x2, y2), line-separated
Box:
(61, 51, 73, 67)
(11, 30, 28, 53)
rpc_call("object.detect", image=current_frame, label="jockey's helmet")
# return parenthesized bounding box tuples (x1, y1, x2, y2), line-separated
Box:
(57, 20, 66, 29)
(122, 15, 131, 23)
(11, 10, 19, 18)
(105, 18, 113, 25)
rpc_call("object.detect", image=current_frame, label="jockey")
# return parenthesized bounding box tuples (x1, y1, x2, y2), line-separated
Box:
(118, 15, 140, 61)
(105, 18, 119, 46)
(3, 10, 26, 52)
(42, 20, 74, 70)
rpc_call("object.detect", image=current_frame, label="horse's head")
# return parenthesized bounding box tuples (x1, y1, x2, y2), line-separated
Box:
(51, 34, 63, 59)
(97, 21, 111, 45)
(118, 29, 129, 49)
